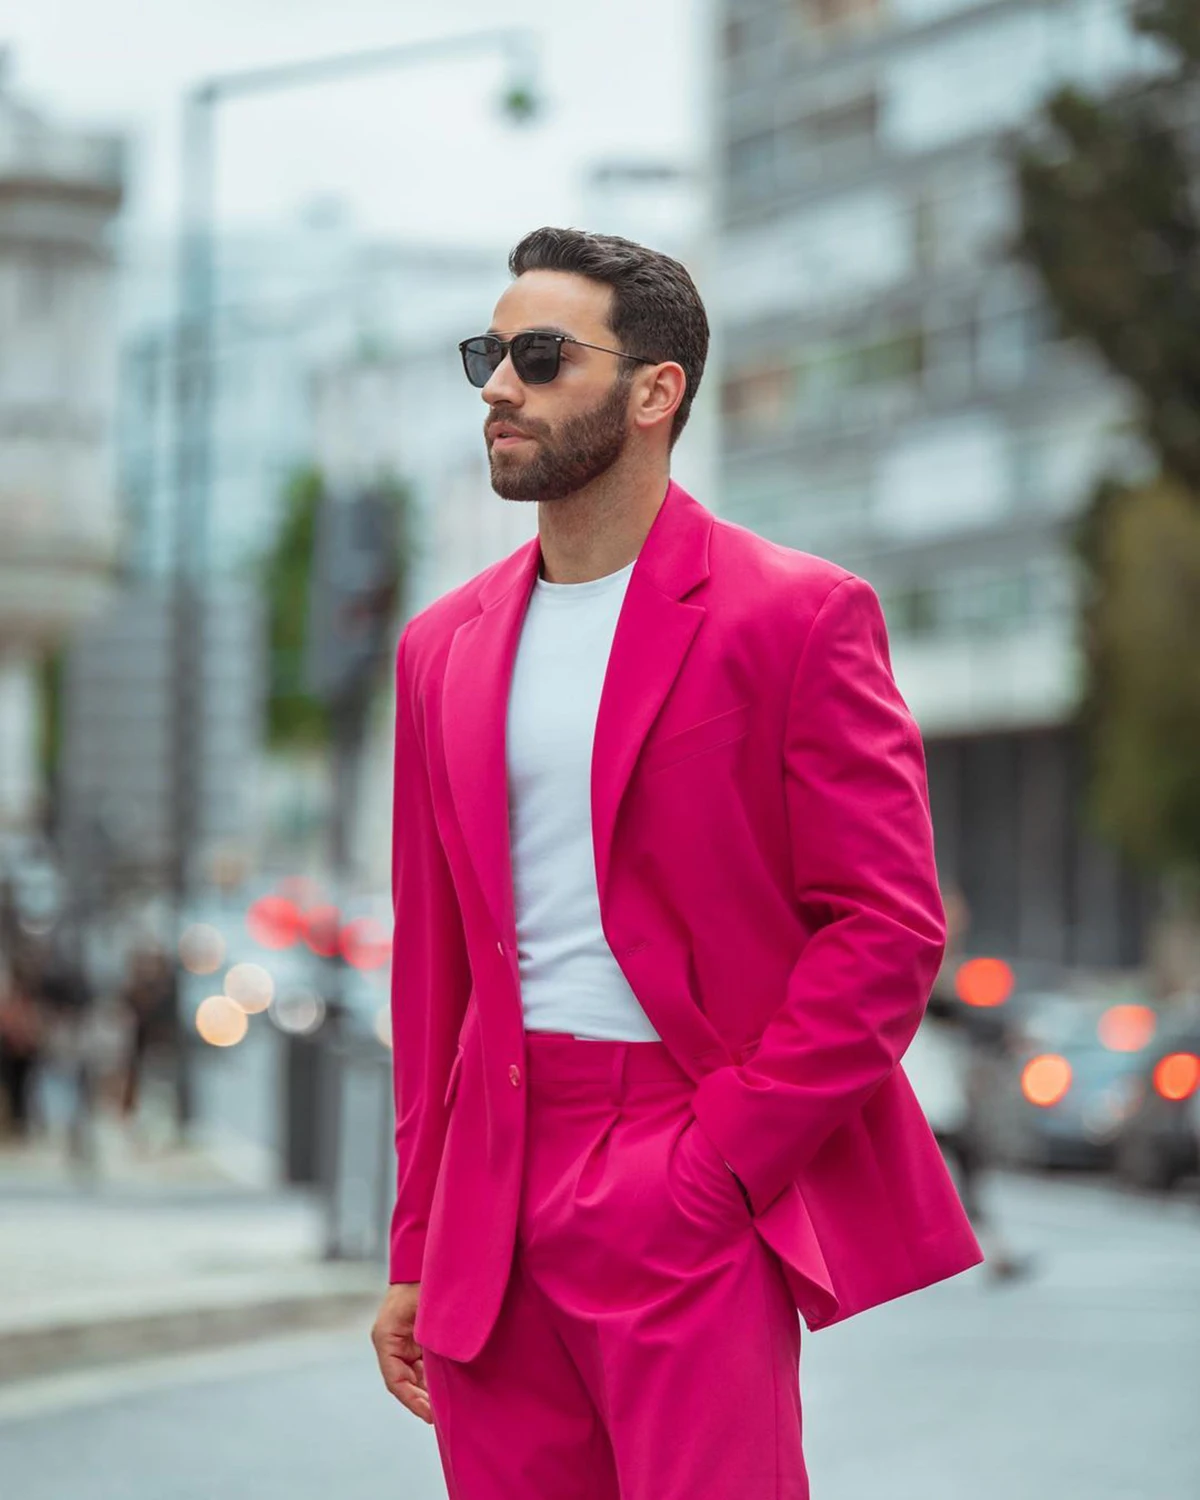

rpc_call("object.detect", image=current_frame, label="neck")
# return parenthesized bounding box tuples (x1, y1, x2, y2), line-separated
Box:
(535, 454, 670, 585)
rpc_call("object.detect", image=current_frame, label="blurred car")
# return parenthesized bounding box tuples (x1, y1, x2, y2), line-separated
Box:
(1112, 1004, 1200, 1192)
(994, 993, 1161, 1170)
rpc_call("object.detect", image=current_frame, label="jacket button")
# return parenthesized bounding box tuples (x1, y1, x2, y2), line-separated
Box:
(508, 1064, 521, 1087)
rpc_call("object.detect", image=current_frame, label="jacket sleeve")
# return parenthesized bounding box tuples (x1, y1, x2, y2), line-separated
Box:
(689, 575, 946, 1214)
(388, 624, 472, 1283)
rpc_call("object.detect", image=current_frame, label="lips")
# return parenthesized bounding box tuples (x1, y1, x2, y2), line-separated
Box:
(488, 423, 532, 443)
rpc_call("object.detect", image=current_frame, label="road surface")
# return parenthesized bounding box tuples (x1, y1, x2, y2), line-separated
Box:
(2, 1171, 1196, 1499)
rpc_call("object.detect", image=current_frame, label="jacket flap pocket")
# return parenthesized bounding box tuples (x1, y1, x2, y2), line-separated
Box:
(642, 702, 751, 775)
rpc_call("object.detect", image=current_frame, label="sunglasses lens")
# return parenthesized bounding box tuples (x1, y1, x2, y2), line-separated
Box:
(511, 333, 561, 385)
(461, 337, 502, 388)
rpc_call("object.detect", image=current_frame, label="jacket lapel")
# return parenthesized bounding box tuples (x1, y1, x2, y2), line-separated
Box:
(439, 481, 713, 947)
(591, 483, 711, 899)
(441, 539, 540, 949)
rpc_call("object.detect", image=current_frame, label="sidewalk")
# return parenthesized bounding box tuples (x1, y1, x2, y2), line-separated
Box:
(0, 1116, 382, 1384)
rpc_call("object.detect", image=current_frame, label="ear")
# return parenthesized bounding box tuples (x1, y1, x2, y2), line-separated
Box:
(631, 361, 686, 440)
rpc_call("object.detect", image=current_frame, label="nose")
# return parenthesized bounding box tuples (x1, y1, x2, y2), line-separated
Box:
(482, 351, 523, 408)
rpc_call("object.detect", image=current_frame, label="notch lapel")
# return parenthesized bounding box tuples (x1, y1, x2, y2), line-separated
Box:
(440, 540, 540, 950)
(591, 482, 712, 900)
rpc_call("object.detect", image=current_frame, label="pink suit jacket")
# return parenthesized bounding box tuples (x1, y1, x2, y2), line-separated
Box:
(388, 480, 983, 1363)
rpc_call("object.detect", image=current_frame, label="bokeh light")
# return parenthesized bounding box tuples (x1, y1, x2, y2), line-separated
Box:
(303, 904, 341, 958)
(1022, 1053, 1073, 1107)
(269, 988, 326, 1035)
(246, 895, 303, 950)
(276, 875, 324, 907)
(179, 923, 226, 975)
(1097, 1003, 1157, 1053)
(1153, 1052, 1200, 1102)
(341, 916, 391, 971)
(196, 993, 249, 1047)
(955, 956, 1015, 1008)
(224, 961, 274, 1015)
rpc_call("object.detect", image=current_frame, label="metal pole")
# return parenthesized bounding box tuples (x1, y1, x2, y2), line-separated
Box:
(169, 86, 217, 1137)
(167, 25, 538, 1143)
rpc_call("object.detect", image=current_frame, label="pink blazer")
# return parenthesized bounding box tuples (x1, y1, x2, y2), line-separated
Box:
(388, 481, 983, 1362)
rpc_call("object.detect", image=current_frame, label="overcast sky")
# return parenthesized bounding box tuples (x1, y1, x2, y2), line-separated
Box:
(3, 0, 711, 247)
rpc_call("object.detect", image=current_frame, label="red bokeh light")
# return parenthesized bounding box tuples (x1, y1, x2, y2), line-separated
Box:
(955, 957, 1015, 1009)
(246, 896, 303, 950)
(303, 904, 342, 958)
(340, 917, 392, 971)
(1097, 1004, 1157, 1053)
(1153, 1052, 1200, 1103)
(277, 875, 324, 907)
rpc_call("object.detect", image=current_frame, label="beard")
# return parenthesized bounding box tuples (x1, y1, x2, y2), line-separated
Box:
(487, 374, 631, 503)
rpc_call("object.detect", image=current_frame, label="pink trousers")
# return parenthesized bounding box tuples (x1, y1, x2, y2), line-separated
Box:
(423, 1033, 807, 1499)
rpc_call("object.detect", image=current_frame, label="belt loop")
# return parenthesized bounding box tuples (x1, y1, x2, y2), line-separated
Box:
(610, 1043, 629, 1104)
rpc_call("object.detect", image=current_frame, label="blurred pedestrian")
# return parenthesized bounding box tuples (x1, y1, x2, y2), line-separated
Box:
(371, 228, 982, 1499)
(0, 955, 45, 1142)
(117, 946, 174, 1125)
(909, 886, 1033, 1284)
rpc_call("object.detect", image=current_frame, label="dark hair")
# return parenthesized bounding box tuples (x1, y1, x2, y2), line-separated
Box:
(508, 226, 709, 448)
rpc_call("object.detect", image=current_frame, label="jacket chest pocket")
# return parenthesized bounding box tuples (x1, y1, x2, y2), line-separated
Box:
(640, 702, 751, 776)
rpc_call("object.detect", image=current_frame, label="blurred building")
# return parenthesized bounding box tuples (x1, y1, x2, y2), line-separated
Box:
(57, 581, 265, 899)
(80, 210, 523, 885)
(713, 0, 1162, 968)
(0, 69, 125, 834)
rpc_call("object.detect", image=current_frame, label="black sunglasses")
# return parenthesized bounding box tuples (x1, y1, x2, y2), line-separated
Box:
(458, 331, 653, 388)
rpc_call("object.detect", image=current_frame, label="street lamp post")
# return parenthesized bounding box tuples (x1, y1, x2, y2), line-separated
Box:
(169, 28, 539, 1136)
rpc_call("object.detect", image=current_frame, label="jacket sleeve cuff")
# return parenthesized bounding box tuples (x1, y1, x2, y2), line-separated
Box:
(388, 1225, 426, 1285)
(690, 1077, 780, 1217)
(684, 1086, 780, 1224)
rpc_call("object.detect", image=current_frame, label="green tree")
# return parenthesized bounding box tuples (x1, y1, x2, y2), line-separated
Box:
(262, 467, 416, 751)
(263, 467, 330, 751)
(1084, 478, 1200, 875)
(1013, 0, 1200, 492)
(1012, 0, 1200, 883)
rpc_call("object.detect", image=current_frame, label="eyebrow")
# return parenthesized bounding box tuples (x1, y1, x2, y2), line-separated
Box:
(484, 324, 574, 338)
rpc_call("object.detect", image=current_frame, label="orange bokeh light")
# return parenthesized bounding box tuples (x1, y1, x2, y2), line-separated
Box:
(246, 896, 303, 950)
(1022, 1053, 1073, 1107)
(955, 957, 1015, 1009)
(196, 994, 249, 1048)
(1153, 1052, 1200, 1103)
(1097, 1004, 1157, 1053)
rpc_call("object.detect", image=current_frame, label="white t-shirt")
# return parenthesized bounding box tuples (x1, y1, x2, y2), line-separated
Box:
(506, 560, 660, 1041)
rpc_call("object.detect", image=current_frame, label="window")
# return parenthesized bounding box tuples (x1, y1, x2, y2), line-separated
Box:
(911, 190, 938, 275)
(783, 91, 880, 183)
(796, 327, 923, 403)
(722, 362, 795, 436)
(727, 130, 777, 208)
(793, 0, 884, 38)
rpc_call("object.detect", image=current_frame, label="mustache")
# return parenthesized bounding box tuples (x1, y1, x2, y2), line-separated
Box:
(485, 409, 550, 441)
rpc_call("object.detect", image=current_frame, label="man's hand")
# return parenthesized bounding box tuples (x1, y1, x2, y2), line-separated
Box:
(371, 1282, 431, 1424)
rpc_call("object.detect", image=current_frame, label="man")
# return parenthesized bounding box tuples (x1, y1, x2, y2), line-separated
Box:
(372, 227, 983, 1498)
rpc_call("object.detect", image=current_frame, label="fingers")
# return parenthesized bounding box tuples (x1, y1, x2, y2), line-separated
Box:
(374, 1344, 434, 1424)
(393, 1378, 434, 1425)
